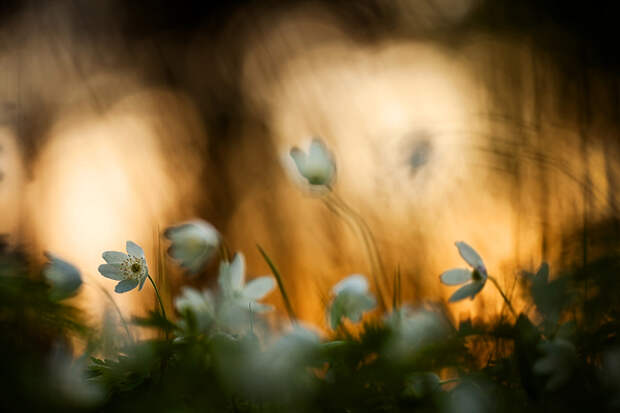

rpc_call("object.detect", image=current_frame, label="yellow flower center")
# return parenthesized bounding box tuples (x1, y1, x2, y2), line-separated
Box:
(120, 256, 146, 281)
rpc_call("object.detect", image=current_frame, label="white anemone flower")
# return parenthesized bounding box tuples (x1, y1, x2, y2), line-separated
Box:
(218, 252, 275, 313)
(329, 274, 376, 329)
(164, 220, 220, 274)
(250, 325, 321, 396)
(440, 241, 488, 302)
(384, 306, 450, 361)
(98, 241, 149, 293)
(290, 138, 336, 187)
(43, 253, 82, 300)
(533, 338, 577, 391)
(175, 286, 215, 332)
(49, 344, 104, 407)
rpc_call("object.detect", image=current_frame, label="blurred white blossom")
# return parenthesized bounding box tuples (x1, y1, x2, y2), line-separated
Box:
(217, 253, 275, 330)
(43, 252, 82, 300)
(290, 138, 336, 187)
(164, 220, 219, 274)
(175, 286, 216, 332)
(247, 325, 321, 400)
(384, 306, 450, 361)
(48, 345, 104, 408)
(328, 274, 376, 329)
(533, 338, 577, 391)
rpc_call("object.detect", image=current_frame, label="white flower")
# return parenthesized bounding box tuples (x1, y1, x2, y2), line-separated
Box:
(218, 252, 275, 313)
(175, 286, 215, 332)
(43, 252, 82, 300)
(384, 306, 450, 361)
(98, 241, 149, 293)
(49, 345, 104, 407)
(440, 241, 488, 302)
(533, 338, 577, 391)
(290, 138, 336, 187)
(329, 274, 376, 329)
(245, 325, 321, 400)
(259, 325, 320, 374)
(164, 220, 220, 274)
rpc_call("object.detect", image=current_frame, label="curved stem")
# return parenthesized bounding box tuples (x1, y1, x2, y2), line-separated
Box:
(488, 275, 518, 318)
(147, 273, 169, 331)
(257, 245, 297, 323)
(324, 192, 388, 311)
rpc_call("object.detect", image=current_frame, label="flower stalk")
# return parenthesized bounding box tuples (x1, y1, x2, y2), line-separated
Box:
(488, 275, 518, 318)
(147, 273, 169, 328)
(324, 192, 388, 311)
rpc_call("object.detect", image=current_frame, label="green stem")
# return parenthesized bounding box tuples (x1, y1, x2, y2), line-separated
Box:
(147, 273, 169, 330)
(488, 275, 518, 318)
(257, 244, 297, 323)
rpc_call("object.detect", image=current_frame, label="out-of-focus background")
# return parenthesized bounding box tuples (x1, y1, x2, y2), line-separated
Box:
(1, 0, 618, 328)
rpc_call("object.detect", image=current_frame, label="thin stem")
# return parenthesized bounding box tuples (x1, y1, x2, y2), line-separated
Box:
(147, 273, 169, 329)
(257, 244, 297, 323)
(488, 275, 518, 318)
(324, 193, 388, 310)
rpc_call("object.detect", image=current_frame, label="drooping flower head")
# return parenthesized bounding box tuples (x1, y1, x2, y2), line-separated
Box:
(440, 241, 488, 302)
(289, 138, 336, 187)
(164, 220, 220, 274)
(43, 253, 82, 300)
(328, 274, 376, 329)
(98, 241, 149, 293)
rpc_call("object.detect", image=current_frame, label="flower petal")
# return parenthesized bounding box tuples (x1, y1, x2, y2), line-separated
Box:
(329, 291, 376, 329)
(98, 264, 124, 280)
(308, 138, 330, 164)
(164, 220, 219, 244)
(448, 281, 485, 302)
(229, 253, 245, 290)
(243, 276, 275, 300)
(44, 253, 82, 300)
(114, 279, 139, 293)
(249, 302, 274, 313)
(102, 251, 128, 264)
(138, 273, 147, 291)
(332, 274, 369, 295)
(290, 147, 307, 176)
(455, 241, 484, 268)
(217, 261, 232, 292)
(167, 243, 214, 274)
(439, 268, 472, 285)
(126, 240, 144, 258)
(305, 139, 335, 185)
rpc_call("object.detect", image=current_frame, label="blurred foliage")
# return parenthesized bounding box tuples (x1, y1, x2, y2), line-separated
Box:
(1, 229, 620, 413)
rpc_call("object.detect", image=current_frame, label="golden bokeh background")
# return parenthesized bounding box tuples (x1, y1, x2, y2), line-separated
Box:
(1, 1, 618, 330)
